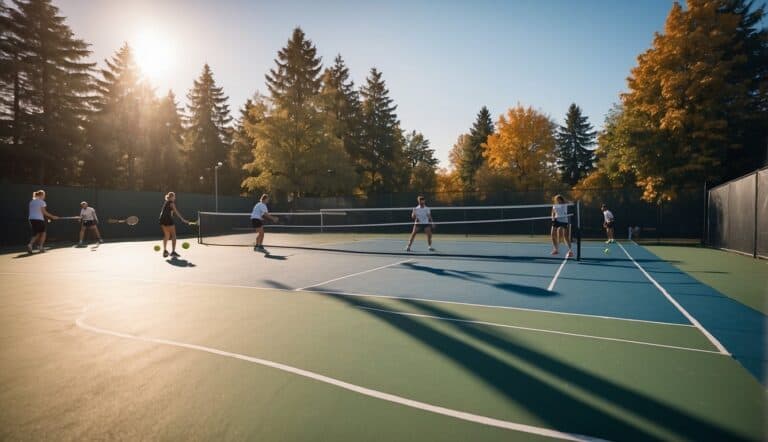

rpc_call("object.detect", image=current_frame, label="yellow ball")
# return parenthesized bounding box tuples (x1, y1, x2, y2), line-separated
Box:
(603, 248, 610, 254)
(154, 245, 161, 252)
(182, 242, 190, 249)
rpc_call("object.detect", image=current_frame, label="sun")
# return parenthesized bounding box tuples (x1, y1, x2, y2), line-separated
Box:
(131, 28, 175, 82)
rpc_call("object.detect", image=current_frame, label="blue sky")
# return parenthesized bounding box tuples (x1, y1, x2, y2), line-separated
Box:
(55, 0, 675, 167)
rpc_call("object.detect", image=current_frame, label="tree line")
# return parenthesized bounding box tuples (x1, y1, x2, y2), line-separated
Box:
(1, 0, 765, 204)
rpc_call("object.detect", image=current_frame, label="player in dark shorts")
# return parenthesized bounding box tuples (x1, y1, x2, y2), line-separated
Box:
(550, 194, 573, 257)
(601, 203, 615, 244)
(27, 189, 59, 253)
(159, 192, 191, 258)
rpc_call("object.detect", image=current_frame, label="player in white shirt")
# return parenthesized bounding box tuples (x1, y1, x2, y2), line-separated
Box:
(251, 194, 278, 252)
(550, 194, 573, 257)
(406, 196, 434, 252)
(27, 189, 60, 253)
(78, 201, 103, 246)
(601, 204, 615, 244)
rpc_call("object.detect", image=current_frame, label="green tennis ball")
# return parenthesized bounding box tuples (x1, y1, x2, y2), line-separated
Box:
(182, 241, 190, 249)
(154, 245, 161, 252)
(603, 248, 610, 254)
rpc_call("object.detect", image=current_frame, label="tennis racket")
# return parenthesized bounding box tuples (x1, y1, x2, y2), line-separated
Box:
(107, 215, 139, 226)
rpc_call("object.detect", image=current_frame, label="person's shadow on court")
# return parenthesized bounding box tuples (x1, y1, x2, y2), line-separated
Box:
(166, 258, 196, 267)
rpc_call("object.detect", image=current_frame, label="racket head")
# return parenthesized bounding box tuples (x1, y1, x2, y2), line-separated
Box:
(125, 215, 139, 226)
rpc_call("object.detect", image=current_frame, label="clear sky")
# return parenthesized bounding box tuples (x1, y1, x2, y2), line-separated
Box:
(54, 0, 675, 167)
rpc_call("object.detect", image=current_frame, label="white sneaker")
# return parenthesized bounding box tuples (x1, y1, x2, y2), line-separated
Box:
(78, 241, 83, 246)
(428, 247, 435, 252)
(405, 246, 411, 252)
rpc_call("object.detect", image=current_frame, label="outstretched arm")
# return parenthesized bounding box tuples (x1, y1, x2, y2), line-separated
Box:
(171, 203, 190, 224)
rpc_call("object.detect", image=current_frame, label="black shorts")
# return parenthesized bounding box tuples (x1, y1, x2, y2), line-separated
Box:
(82, 220, 97, 228)
(605, 221, 615, 229)
(29, 219, 46, 234)
(251, 218, 263, 228)
(414, 223, 432, 232)
(551, 220, 569, 228)
(159, 218, 174, 226)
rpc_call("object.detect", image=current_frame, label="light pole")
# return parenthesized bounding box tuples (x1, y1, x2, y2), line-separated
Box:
(214, 161, 223, 211)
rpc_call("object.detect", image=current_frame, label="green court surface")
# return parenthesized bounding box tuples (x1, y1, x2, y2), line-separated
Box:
(0, 239, 765, 441)
(643, 244, 768, 315)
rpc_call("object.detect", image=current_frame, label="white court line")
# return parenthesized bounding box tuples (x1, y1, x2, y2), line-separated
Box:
(357, 306, 725, 355)
(295, 259, 414, 291)
(0, 271, 695, 327)
(75, 312, 607, 442)
(547, 256, 569, 291)
(616, 242, 730, 355)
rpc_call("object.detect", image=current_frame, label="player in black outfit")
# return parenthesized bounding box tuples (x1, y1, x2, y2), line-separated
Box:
(159, 192, 191, 258)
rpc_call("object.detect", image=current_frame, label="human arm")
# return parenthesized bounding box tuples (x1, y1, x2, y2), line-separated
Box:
(42, 207, 59, 220)
(171, 203, 190, 224)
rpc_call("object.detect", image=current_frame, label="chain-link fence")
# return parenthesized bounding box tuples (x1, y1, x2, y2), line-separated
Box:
(706, 167, 767, 258)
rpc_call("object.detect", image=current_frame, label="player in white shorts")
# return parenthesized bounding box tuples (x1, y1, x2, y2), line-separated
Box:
(406, 196, 434, 252)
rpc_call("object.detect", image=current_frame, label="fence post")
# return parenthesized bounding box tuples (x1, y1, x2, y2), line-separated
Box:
(702, 181, 708, 246)
(754, 171, 759, 258)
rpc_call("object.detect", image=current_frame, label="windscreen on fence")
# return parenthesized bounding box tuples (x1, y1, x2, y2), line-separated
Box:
(758, 169, 768, 259)
(707, 168, 765, 257)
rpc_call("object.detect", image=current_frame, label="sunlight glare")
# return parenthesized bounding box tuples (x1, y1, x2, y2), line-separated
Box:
(132, 28, 175, 83)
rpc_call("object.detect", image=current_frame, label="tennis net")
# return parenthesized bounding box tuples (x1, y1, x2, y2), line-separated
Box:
(197, 203, 581, 260)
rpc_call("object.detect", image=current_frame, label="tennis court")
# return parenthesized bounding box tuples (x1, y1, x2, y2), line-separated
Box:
(0, 224, 765, 440)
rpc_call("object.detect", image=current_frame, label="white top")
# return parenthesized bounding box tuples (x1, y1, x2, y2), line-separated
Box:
(412, 206, 431, 224)
(251, 202, 268, 220)
(80, 206, 97, 222)
(552, 204, 569, 223)
(29, 199, 46, 220)
(603, 209, 615, 223)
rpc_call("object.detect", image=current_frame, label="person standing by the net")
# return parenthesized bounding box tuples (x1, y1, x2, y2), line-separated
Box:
(159, 192, 191, 258)
(27, 189, 59, 253)
(78, 201, 103, 246)
(406, 196, 435, 252)
(601, 203, 615, 244)
(251, 194, 278, 252)
(550, 195, 573, 257)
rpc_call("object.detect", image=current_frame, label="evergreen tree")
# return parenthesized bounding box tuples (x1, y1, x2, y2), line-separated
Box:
(88, 43, 154, 189)
(231, 95, 265, 193)
(359, 67, 404, 194)
(144, 91, 184, 191)
(184, 63, 233, 193)
(622, 0, 767, 201)
(403, 130, 438, 192)
(3, 0, 94, 184)
(0, 0, 19, 179)
(555, 103, 596, 186)
(456, 106, 494, 191)
(319, 55, 362, 168)
(245, 28, 356, 198)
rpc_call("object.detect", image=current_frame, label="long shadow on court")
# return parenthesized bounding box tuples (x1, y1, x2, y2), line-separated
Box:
(319, 293, 753, 441)
(401, 261, 557, 297)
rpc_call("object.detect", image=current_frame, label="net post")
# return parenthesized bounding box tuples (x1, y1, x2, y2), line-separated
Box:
(576, 200, 582, 261)
(320, 211, 324, 233)
(197, 211, 201, 244)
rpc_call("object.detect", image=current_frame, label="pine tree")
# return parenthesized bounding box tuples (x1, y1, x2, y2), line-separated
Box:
(4, 0, 94, 184)
(185, 63, 233, 193)
(319, 55, 362, 168)
(231, 95, 265, 193)
(403, 130, 438, 192)
(483, 105, 558, 191)
(88, 43, 155, 189)
(622, 0, 767, 201)
(456, 106, 494, 191)
(555, 103, 596, 186)
(144, 91, 184, 191)
(359, 67, 404, 194)
(245, 28, 356, 198)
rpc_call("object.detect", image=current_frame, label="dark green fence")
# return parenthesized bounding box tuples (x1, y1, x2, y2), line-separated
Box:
(1, 183, 255, 246)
